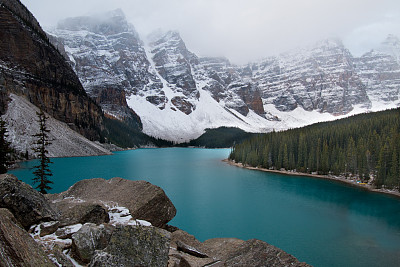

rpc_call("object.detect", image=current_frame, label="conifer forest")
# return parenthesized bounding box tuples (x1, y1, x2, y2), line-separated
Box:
(229, 108, 400, 190)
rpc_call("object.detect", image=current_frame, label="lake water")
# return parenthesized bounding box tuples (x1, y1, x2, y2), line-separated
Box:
(10, 148, 400, 267)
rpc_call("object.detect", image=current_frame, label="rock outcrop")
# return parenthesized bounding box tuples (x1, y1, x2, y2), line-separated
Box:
(0, 173, 59, 229)
(168, 229, 310, 267)
(71, 223, 114, 263)
(0, 208, 55, 266)
(203, 238, 310, 266)
(88, 225, 171, 267)
(50, 177, 177, 228)
(53, 199, 110, 227)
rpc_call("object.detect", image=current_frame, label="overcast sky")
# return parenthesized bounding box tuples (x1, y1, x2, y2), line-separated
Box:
(20, 0, 400, 64)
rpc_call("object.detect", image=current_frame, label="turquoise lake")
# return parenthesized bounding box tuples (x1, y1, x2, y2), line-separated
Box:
(10, 148, 400, 267)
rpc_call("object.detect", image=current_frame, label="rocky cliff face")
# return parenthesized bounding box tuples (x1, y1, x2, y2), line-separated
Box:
(148, 31, 199, 115)
(194, 56, 265, 116)
(354, 35, 400, 104)
(48, 9, 400, 142)
(0, 0, 105, 141)
(3, 93, 111, 157)
(47, 9, 143, 129)
(244, 39, 371, 115)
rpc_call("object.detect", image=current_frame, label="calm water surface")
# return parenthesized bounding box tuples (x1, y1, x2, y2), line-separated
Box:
(10, 148, 400, 267)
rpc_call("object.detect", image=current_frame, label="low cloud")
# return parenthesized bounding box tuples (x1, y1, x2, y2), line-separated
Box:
(21, 0, 400, 64)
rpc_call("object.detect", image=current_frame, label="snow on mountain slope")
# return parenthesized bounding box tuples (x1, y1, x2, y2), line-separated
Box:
(245, 39, 371, 115)
(128, 83, 266, 142)
(3, 94, 111, 157)
(46, 9, 148, 126)
(378, 34, 400, 65)
(48, 10, 400, 143)
(355, 35, 400, 105)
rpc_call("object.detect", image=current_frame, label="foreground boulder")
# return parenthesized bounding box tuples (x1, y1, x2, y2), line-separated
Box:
(0, 174, 59, 229)
(169, 230, 217, 266)
(71, 223, 114, 263)
(51, 177, 176, 227)
(70, 222, 171, 266)
(0, 208, 54, 266)
(169, 229, 311, 267)
(51, 199, 110, 227)
(204, 238, 310, 267)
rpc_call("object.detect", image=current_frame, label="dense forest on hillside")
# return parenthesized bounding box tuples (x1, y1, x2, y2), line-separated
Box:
(229, 108, 400, 190)
(102, 117, 174, 148)
(182, 127, 254, 148)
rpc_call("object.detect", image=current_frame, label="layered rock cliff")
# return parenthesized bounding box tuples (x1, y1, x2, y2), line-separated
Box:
(354, 35, 400, 104)
(245, 39, 371, 115)
(0, 0, 104, 141)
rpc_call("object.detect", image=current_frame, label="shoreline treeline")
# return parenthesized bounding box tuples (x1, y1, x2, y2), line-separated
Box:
(229, 108, 400, 190)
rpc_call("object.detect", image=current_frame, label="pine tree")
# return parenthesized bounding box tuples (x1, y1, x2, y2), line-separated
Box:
(0, 118, 13, 174)
(32, 109, 53, 193)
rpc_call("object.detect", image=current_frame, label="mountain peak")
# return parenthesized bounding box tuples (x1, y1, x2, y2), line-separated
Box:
(383, 34, 400, 45)
(107, 8, 126, 19)
(57, 9, 132, 35)
(147, 30, 182, 45)
(377, 34, 400, 64)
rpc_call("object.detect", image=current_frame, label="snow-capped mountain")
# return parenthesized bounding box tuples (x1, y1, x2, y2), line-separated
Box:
(354, 35, 400, 104)
(128, 31, 272, 141)
(245, 39, 371, 115)
(47, 9, 144, 128)
(377, 34, 400, 65)
(48, 10, 400, 142)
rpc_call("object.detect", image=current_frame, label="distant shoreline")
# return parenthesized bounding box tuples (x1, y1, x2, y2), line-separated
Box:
(223, 159, 400, 199)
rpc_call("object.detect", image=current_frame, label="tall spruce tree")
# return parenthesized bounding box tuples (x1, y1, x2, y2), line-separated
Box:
(32, 109, 53, 193)
(0, 118, 13, 174)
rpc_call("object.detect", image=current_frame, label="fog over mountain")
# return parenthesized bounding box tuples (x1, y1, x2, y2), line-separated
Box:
(21, 0, 400, 64)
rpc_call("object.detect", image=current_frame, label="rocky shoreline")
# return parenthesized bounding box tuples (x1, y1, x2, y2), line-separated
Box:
(0, 174, 310, 266)
(224, 159, 400, 199)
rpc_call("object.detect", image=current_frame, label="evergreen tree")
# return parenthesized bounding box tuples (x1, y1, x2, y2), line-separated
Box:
(0, 118, 13, 174)
(32, 109, 53, 194)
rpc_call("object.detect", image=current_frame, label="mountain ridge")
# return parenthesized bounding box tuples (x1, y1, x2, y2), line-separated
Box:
(47, 10, 400, 142)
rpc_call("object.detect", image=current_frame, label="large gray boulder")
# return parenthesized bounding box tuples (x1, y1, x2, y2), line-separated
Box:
(169, 230, 218, 267)
(168, 229, 311, 267)
(52, 177, 176, 227)
(72, 223, 114, 264)
(203, 238, 311, 267)
(0, 174, 59, 229)
(0, 208, 55, 266)
(72, 224, 171, 267)
(52, 199, 110, 227)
